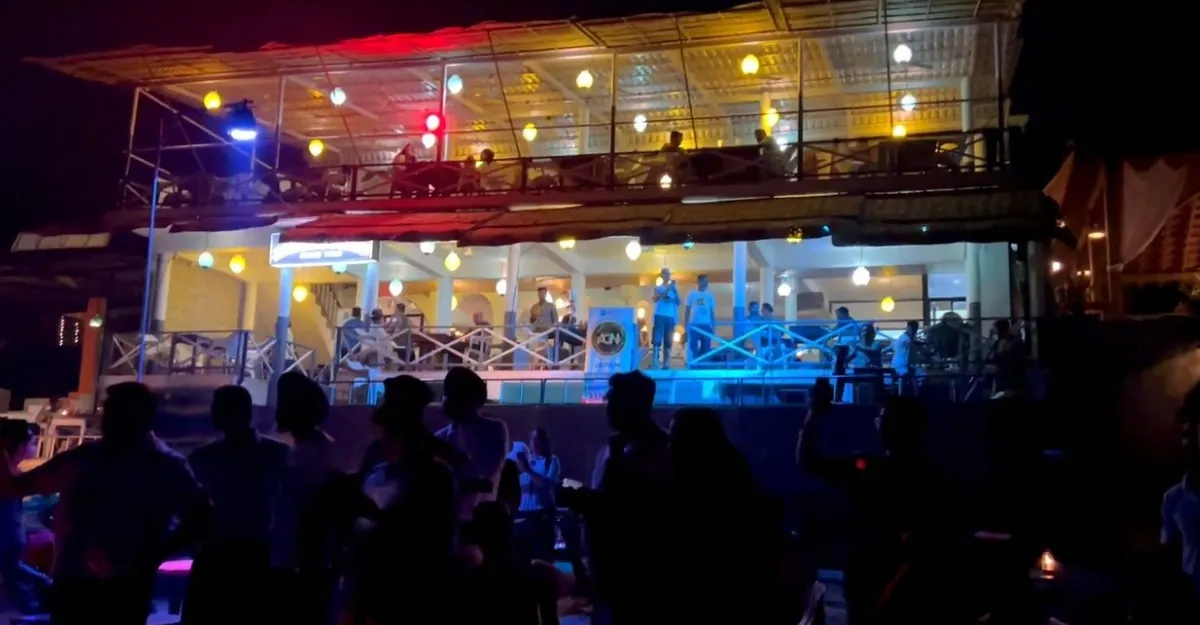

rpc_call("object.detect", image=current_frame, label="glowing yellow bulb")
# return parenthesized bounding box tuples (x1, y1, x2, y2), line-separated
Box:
(451, 295, 458, 311)
(740, 54, 760, 76)
(203, 91, 222, 111)
(228, 254, 246, 274)
(575, 70, 594, 89)
(522, 123, 538, 142)
(892, 124, 908, 138)
(880, 296, 896, 312)
(764, 107, 780, 128)
(292, 285, 309, 302)
(558, 237, 576, 250)
(307, 139, 324, 157)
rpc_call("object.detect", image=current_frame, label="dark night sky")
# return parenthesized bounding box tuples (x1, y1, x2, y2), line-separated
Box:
(0, 0, 1195, 399)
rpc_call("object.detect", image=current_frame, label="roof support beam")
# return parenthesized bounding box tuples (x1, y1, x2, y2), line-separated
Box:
(747, 241, 769, 268)
(161, 85, 342, 156)
(537, 243, 584, 274)
(386, 243, 445, 277)
(409, 69, 486, 116)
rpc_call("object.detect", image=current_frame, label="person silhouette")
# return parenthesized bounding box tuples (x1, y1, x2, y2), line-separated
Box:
(0, 382, 210, 625)
(184, 385, 289, 624)
(436, 367, 509, 521)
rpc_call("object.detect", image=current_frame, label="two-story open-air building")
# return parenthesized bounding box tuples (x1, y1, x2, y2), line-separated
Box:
(19, 0, 1054, 407)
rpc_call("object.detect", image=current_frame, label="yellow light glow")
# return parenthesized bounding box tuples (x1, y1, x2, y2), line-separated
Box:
(740, 54, 760, 75)
(575, 70, 594, 89)
(495, 279, 507, 295)
(1050, 260, 1063, 274)
(203, 91, 222, 111)
(293, 285, 309, 302)
(637, 307, 646, 320)
(1087, 229, 1106, 240)
(444, 251, 461, 272)
(389, 279, 403, 297)
(659, 174, 672, 189)
(880, 296, 896, 312)
(308, 139, 325, 157)
(451, 295, 458, 311)
(633, 114, 648, 133)
(892, 124, 907, 138)
(228, 254, 246, 274)
(764, 107, 780, 128)
(655, 276, 664, 287)
(522, 123, 538, 142)
(672, 331, 681, 343)
(559, 237, 576, 250)
(1039, 551, 1059, 576)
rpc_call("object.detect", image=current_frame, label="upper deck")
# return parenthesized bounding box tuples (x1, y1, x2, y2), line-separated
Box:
(29, 1, 1028, 231)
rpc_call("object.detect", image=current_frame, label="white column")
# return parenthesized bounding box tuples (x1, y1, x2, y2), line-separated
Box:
(571, 272, 587, 310)
(758, 267, 775, 312)
(961, 77, 986, 171)
(1026, 241, 1048, 357)
(978, 243, 1013, 321)
(268, 267, 294, 407)
(152, 254, 172, 332)
(359, 262, 380, 312)
(504, 244, 521, 337)
(732, 242, 748, 328)
(784, 278, 797, 322)
(966, 243, 982, 323)
(578, 107, 590, 156)
(435, 276, 454, 327)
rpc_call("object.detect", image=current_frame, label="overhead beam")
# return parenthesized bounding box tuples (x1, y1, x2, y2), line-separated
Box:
(162, 85, 343, 156)
(524, 62, 586, 106)
(537, 243, 584, 274)
(286, 76, 381, 121)
(747, 241, 770, 268)
(385, 242, 446, 277)
(408, 68, 486, 116)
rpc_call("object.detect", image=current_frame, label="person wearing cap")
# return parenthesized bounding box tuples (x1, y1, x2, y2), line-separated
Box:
(345, 375, 458, 624)
(436, 367, 510, 521)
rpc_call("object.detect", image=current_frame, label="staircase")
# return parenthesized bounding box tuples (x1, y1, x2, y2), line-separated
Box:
(312, 283, 355, 361)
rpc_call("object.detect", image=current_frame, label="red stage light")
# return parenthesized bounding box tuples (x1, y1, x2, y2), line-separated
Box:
(855, 458, 867, 471)
(425, 113, 442, 132)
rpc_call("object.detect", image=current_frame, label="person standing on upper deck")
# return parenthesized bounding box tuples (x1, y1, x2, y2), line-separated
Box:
(652, 268, 681, 370)
(684, 274, 716, 364)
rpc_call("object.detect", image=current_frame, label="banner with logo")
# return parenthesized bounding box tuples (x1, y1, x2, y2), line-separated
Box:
(584, 307, 638, 402)
(269, 233, 379, 268)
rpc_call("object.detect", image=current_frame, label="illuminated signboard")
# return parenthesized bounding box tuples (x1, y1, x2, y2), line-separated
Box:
(269, 233, 379, 268)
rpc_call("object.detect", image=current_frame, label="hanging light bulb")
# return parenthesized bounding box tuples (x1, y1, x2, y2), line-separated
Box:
(203, 91, 222, 111)
(1050, 260, 1063, 274)
(659, 173, 672, 189)
(292, 285, 309, 302)
(655, 276, 664, 287)
(419, 241, 436, 255)
(331, 263, 348, 274)
(633, 114, 648, 133)
(575, 70, 594, 89)
(852, 266, 871, 286)
(421, 133, 437, 149)
(764, 107, 780, 128)
(900, 93, 917, 112)
(308, 139, 325, 157)
(447, 74, 463, 95)
(228, 254, 246, 274)
(444, 250, 461, 272)
(451, 295, 459, 311)
(681, 235, 695, 250)
(625, 239, 642, 261)
(559, 237, 576, 250)
(786, 225, 804, 244)
(740, 54, 760, 75)
(892, 44, 913, 64)
(89, 314, 103, 328)
(522, 123, 538, 142)
(1087, 228, 1106, 240)
(329, 87, 347, 106)
(388, 278, 404, 297)
(892, 124, 907, 138)
(197, 251, 214, 269)
(880, 296, 896, 312)
(495, 279, 507, 296)
(777, 282, 792, 297)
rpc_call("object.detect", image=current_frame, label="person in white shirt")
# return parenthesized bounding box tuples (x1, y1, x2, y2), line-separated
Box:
(684, 274, 717, 364)
(1163, 388, 1200, 607)
(889, 321, 920, 395)
(652, 267, 681, 369)
(436, 367, 510, 521)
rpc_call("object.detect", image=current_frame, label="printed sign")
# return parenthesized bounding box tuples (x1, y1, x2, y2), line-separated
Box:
(584, 307, 638, 402)
(269, 233, 379, 268)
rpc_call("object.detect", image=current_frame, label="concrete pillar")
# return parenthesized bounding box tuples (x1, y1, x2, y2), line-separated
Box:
(152, 254, 172, 333)
(504, 244, 521, 339)
(268, 267, 294, 407)
(966, 243, 982, 324)
(760, 91, 773, 134)
(967, 242, 1013, 325)
(435, 276, 454, 328)
(732, 242, 748, 328)
(359, 262, 380, 312)
(961, 77, 986, 171)
(784, 278, 797, 322)
(78, 297, 107, 407)
(578, 107, 590, 155)
(571, 272, 587, 310)
(758, 267, 775, 312)
(1026, 241, 1048, 358)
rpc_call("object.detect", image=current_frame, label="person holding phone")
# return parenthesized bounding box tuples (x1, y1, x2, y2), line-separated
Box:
(652, 268, 681, 370)
(514, 429, 561, 562)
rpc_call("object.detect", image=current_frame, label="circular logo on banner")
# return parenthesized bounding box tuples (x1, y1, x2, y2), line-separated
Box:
(590, 321, 626, 357)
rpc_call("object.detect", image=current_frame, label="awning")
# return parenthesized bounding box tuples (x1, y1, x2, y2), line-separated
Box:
(281, 190, 1059, 246)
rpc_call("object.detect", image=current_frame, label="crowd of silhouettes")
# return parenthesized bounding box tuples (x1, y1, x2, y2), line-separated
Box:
(0, 365, 1111, 624)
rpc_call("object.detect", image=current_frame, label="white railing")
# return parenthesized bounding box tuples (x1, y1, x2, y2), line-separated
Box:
(329, 323, 588, 376)
(106, 330, 317, 380)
